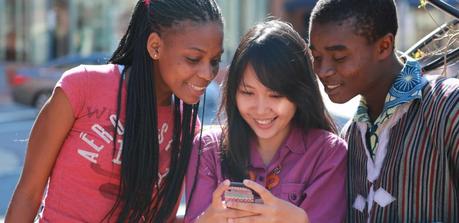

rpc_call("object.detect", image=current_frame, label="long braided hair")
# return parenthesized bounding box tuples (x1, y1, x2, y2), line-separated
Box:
(107, 0, 222, 222)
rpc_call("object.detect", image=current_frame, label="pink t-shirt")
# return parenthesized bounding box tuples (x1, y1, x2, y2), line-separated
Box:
(40, 64, 179, 222)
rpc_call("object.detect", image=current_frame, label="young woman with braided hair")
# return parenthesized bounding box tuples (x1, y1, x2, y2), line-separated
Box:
(6, 0, 223, 222)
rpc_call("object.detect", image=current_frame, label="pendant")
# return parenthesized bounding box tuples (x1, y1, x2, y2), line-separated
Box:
(265, 173, 280, 190)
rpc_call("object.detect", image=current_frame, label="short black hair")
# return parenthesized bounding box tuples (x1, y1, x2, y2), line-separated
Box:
(309, 0, 398, 43)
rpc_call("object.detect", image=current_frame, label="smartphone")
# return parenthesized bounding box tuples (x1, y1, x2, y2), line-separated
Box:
(224, 182, 260, 203)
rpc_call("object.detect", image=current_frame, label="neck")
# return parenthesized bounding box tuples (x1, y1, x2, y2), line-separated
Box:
(256, 126, 292, 165)
(363, 55, 403, 122)
(156, 91, 172, 106)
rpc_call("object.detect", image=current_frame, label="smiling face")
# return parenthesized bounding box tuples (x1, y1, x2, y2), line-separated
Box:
(153, 21, 223, 105)
(236, 64, 296, 146)
(309, 19, 381, 104)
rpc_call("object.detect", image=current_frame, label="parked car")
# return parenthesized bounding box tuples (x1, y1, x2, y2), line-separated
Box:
(6, 52, 110, 108)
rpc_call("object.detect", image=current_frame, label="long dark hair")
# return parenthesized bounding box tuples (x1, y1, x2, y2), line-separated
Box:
(220, 20, 337, 181)
(107, 0, 222, 222)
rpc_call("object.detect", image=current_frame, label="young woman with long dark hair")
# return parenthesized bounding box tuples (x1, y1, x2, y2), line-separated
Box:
(185, 20, 347, 223)
(6, 0, 223, 222)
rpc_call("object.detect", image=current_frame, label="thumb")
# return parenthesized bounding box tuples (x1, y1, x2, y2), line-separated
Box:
(243, 179, 275, 203)
(211, 179, 230, 206)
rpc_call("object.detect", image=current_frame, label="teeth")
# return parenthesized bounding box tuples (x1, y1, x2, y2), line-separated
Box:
(255, 119, 274, 125)
(327, 84, 340, 90)
(189, 83, 206, 91)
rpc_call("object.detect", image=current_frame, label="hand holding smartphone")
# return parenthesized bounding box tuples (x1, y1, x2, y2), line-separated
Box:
(224, 182, 261, 203)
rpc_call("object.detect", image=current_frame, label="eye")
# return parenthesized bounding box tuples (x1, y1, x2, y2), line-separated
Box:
(313, 56, 322, 64)
(211, 57, 221, 67)
(238, 89, 253, 95)
(186, 57, 200, 64)
(333, 56, 346, 63)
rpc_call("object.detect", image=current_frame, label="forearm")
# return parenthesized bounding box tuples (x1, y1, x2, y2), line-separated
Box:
(5, 190, 43, 222)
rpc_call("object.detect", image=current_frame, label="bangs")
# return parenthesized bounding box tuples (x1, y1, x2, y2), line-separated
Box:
(246, 41, 304, 96)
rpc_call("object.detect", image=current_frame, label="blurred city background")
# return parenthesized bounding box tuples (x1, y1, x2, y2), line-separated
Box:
(0, 0, 458, 221)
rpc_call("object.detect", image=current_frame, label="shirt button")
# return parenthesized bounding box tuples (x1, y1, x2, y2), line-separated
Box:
(289, 193, 298, 201)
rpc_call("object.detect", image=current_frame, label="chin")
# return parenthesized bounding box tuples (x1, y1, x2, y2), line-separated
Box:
(181, 96, 200, 105)
(329, 95, 352, 104)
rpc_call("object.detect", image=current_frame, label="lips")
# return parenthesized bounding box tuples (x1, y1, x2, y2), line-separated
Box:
(322, 81, 343, 95)
(326, 84, 341, 90)
(255, 118, 275, 125)
(187, 82, 206, 91)
(252, 117, 277, 130)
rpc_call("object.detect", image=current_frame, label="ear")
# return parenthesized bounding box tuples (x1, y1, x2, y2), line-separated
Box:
(375, 33, 395, 60)
(147, 32, 162, 60)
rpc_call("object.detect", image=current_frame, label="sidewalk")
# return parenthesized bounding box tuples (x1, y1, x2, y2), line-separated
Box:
(0, 64, 12, 105)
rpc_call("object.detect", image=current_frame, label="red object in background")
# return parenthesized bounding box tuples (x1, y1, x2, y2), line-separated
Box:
(5, 66, 29, 87)
(8, 72, 29, 87)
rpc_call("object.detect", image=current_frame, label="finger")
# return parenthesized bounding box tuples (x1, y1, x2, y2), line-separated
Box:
(211, 179, 230, 206)
(228, 215, 266, 223)
(221, 208, 259, 218)
(226, 201, 268, 214)
(242, 179, 274, 203)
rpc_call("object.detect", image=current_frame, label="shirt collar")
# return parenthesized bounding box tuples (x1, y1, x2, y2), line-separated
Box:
(249, 127, 305, 169)
(353, 58, 428, 125)
(284, 127, 306, 154)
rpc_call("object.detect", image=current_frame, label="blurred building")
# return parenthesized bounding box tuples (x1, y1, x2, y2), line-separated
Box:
(1, 0, 458, 65)
(0, 0, 270, 65)
(0, 0, 136, 64)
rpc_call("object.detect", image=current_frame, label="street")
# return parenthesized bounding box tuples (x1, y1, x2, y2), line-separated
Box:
(0, 64, 38, 221)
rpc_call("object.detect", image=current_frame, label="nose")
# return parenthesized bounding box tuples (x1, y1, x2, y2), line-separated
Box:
(253, 95, 270, 115)
(316, 60, 335, 80)
(197, 63, 215, 81)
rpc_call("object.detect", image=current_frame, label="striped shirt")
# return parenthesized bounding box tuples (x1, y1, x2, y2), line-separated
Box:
(344, 75, 459, 222)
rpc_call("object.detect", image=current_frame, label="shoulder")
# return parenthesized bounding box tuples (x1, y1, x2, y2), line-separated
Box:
(300, 128, 347, 168)
(303, 128, 347, 151)
(80, 64, 119, 79)
(193, 125, 224, 154)
(419, 76, 459, 117)
(422, 75, 459, 101)
(59, 64, 118, 85)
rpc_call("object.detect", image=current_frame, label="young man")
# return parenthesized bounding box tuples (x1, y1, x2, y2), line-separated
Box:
(308, 0, 458, 222)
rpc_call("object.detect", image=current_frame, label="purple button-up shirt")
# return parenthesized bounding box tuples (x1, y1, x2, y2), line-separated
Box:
(185, 127, 347, 223)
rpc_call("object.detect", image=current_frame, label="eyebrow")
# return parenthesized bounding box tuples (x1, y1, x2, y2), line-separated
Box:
(188, 47, 206, 53)
(240, 82, 254, 89)
(188, 47, 224, 56)
(310, 44, 347, 51)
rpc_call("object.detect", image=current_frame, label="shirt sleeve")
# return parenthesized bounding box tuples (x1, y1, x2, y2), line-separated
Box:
(55, 65, 88, 117)
(300, 135, 348, 223)
(443, 81, 459, 190)
(185, 130, 221, 223)
(194, 117, 201, 136)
